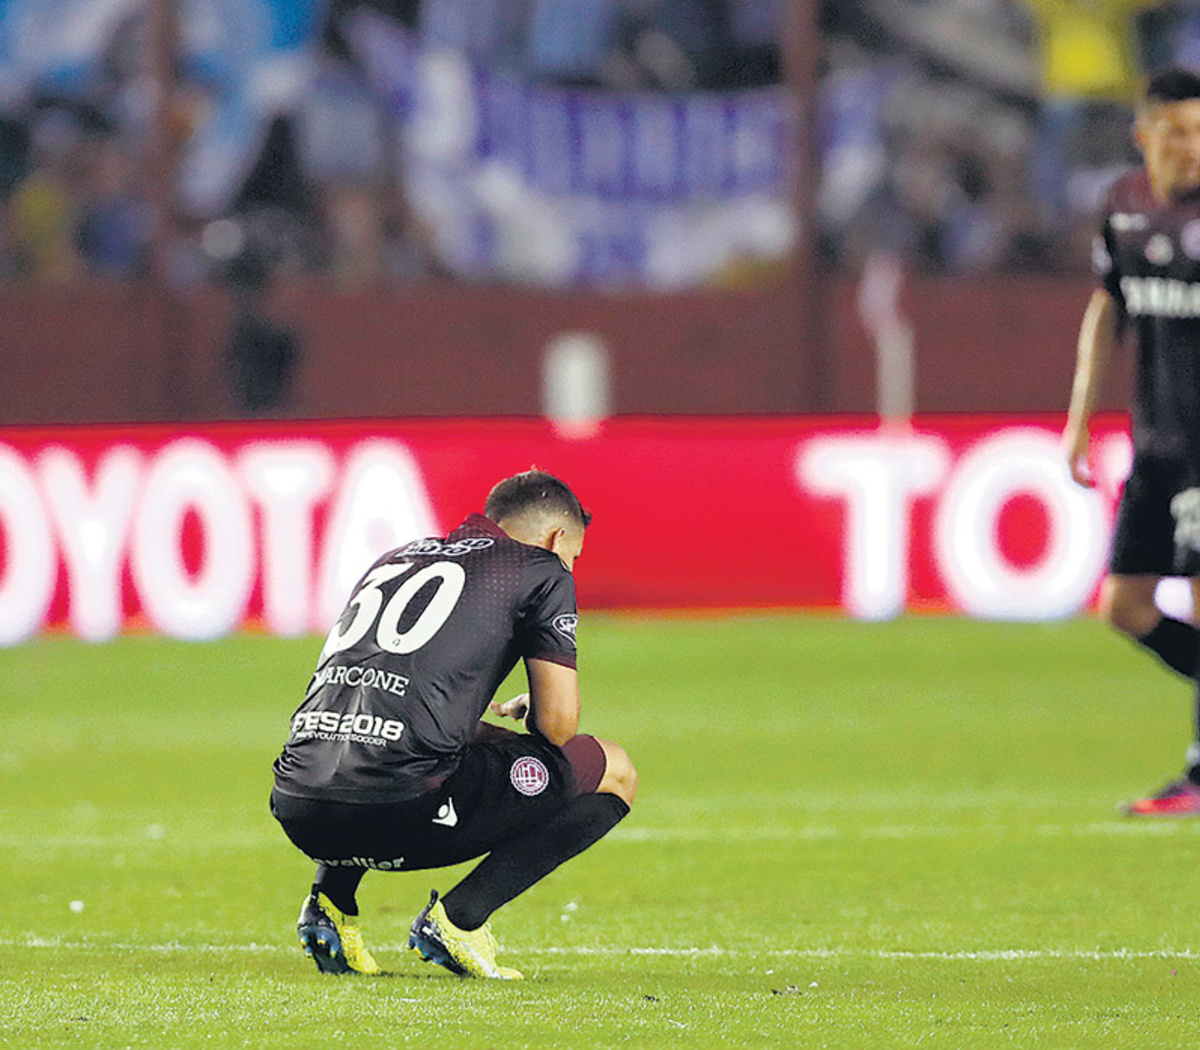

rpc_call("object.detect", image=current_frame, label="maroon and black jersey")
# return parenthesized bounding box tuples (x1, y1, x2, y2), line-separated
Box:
(273, 515, 579, 804)
(1096, 169, 1200, 463)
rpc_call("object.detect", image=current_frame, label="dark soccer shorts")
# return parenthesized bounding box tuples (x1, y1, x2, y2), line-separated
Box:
(1110, 455, 1200, 577)
(270, 731, 606, 873)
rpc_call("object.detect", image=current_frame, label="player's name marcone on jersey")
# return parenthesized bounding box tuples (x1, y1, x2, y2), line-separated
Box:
(310, 663, 410, 696)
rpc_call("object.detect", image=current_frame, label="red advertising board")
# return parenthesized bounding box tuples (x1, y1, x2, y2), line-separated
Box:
(0, 416, 1143, 642)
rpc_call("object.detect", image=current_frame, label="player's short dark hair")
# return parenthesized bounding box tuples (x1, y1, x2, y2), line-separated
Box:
(1144, 66, 1200, 105)
(485, 469, 592, 529)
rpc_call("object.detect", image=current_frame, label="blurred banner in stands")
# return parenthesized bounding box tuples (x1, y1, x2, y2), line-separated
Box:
(346, 9, 797, 288)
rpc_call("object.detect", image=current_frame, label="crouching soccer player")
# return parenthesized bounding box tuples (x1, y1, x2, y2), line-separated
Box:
(270, 470, 636, 979)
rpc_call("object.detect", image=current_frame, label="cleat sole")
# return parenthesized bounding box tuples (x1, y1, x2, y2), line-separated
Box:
(408, 931, 468, 976)
(295, 893, 380, 976)
(299, 925, 353, 975)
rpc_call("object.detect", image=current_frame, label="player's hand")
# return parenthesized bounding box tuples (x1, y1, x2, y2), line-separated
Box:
(1062, 424, 1094, 488)
(489, 693, 530, 720)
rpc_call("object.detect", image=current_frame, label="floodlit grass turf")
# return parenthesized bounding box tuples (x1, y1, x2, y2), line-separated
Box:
(4, 615, 1200, 1048)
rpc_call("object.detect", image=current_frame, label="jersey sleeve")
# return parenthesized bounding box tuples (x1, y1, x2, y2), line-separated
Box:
(514, 556, 579, 669)
(1092, 185, 1126, 320)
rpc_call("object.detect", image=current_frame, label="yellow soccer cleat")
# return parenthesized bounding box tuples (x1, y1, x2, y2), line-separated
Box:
(408, 890, 523, 980)
(296, 892, 381, 975)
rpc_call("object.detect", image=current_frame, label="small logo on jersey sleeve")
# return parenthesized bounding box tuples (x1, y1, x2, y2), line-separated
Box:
(552, 613, 578, 641)
(1146, 233, 1175, 266)
(510, 756, 551, 796)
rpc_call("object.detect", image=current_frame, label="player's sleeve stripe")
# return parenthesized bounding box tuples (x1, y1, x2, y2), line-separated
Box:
(529, 650, 577, 670)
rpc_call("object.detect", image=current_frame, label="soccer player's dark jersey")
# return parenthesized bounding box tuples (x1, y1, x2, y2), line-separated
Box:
(273, 515, 579, 805)
(1097, 169, 1200, 464)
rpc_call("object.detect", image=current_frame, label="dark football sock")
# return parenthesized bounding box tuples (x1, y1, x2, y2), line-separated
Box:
(1136, 617, 1200, 680)
(441, 793, 630, 931)
(313, 865, 365, 917)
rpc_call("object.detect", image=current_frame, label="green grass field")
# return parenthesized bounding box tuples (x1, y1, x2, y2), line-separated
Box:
(5, 615, 1200, 1048)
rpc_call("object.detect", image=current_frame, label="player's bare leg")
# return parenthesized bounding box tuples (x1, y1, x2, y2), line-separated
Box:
(1101, 574, 1200, 814)
(594, 738, 638, 805)
(1100, 575, 1164, 640)
(1101, 574, 1200, 677)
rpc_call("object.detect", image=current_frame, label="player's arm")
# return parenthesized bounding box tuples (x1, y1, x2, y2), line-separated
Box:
(523, 657, 581, 745)
(1063, 288, 1120, 487)
(487, 660, 581, 744)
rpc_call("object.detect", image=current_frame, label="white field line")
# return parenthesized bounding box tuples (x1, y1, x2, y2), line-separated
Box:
(610, 822, 1190, 842)
(5, 938, 1199, 963)
(3, 822, 1189, 854)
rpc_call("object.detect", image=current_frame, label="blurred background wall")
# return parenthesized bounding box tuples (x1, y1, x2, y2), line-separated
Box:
(0, 0, 1182, 424)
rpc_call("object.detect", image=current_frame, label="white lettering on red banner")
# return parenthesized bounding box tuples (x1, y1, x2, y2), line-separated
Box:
(798, 433, 950, 621)
(0, 433, 441, 643)
(932, 430, 1107, 620)
(0, 445, 55, 645)
(238, 442, 335, 637)
(38, 444, 142, 642)
(131, 440, 256, 641)
(315, 441, 440, 631)
(0, 418, 1139, 642)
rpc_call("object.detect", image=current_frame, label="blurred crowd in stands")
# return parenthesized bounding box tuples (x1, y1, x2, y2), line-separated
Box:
(2, 0, 1198, 287)
(0, 0, 781, 289)
(820, 0, 1200, 274)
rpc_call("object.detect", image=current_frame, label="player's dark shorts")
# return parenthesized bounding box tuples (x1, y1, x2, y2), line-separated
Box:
(1110, 454, 1200, 577)
(270, 731, 606, 872)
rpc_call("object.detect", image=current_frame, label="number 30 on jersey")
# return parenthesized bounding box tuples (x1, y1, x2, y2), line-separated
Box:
(320, 561, 466, 659)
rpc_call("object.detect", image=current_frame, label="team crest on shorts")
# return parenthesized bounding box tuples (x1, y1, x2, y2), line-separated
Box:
(510, 756, 551, 796)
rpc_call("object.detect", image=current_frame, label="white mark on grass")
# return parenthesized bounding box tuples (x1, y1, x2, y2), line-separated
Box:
(613, 827, 837, 843)
(514, 946, 1200, 963)
(68, 901, 84, 914)
(871, 948, 1200, 961)
(6, 822, 1188, 854)
(613, 821, 1200, 844)
(0, 831, 269, 851)
(1040, 822, 1180, 838)
(860, 825, 958, 841)
(8, 938, 1200, 963)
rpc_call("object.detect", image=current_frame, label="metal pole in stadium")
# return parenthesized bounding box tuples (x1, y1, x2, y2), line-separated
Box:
(782, 0, 829, 412)
(147, 0, 189, 417)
